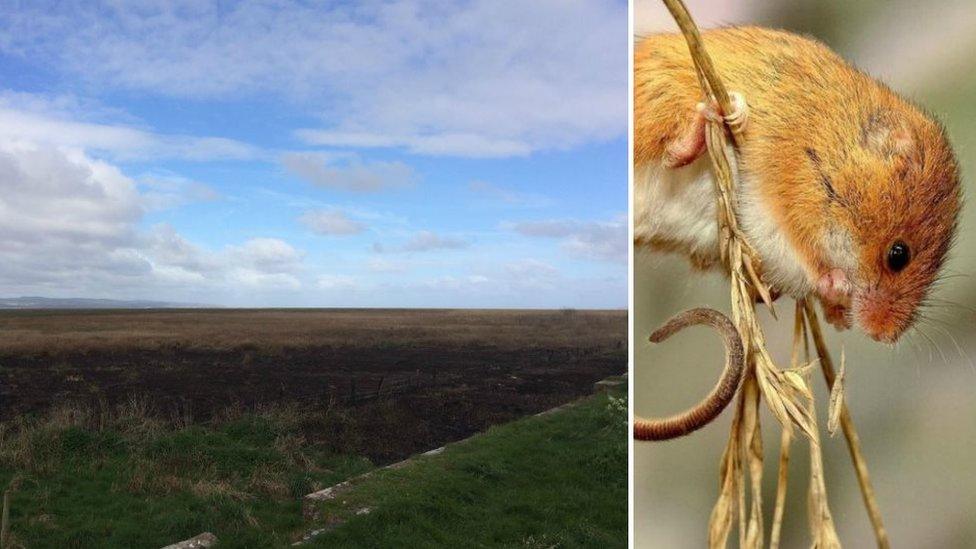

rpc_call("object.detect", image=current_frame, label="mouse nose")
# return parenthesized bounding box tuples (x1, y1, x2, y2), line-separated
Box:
(856, 290, 910, 344)
(865, 325, 899, 344)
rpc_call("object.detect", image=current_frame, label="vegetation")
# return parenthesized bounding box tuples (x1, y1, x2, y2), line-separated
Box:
(0, 388, 626, 547)
(0, 309, 627, 546)
(0, 308, 626, 355)
(0, 398, 377, 547)
(306, 389, 628, 548)
(0, 308, 626, 462)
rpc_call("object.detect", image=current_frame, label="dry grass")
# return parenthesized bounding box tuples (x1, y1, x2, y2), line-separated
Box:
(0, 308, 625, 356)
(0, 396, 340, 476)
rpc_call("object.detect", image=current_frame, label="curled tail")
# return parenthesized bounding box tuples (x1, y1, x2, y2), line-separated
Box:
(634, 308, 745, 441)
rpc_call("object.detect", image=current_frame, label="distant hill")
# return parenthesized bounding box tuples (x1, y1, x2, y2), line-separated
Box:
(0, 297, 213, 309)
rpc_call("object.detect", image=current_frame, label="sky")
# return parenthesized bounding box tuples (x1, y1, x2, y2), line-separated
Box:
(0, 0, 627, 308)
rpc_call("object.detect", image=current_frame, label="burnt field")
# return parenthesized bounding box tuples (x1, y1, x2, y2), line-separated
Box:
(0, 308, 626, 462)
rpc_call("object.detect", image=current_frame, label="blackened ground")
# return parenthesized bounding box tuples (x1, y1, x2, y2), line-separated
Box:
(0, 310, 626, 464)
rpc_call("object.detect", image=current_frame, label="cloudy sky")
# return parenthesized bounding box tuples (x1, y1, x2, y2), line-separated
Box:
(0, 0, 627, 308)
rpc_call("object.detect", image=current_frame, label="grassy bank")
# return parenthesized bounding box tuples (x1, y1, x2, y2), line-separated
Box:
(0, 386, 626, 547)
(305, 388, 628, 548)
(0, 399, 378, 547)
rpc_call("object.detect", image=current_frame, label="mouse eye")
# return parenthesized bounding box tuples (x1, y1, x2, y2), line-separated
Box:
(886, 241, 911, 272)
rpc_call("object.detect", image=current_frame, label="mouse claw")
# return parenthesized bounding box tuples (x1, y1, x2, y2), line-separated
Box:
(725, 92, 748, 134)
(695, 100, 721, 124)
(664, 91, 750, 169)
(695, 91, 749, 134)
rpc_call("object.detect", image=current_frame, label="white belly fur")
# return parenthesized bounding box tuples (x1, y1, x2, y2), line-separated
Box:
(634, 156, 813, 297)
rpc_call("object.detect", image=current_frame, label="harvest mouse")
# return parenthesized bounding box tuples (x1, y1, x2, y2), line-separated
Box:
(634, 26, 961, 343)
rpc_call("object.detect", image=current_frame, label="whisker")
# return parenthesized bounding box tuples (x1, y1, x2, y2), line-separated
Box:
(925, 298, 976, 316)
(914, 325, 949, 366)
(922, 323, 973, 374)
(931, 272, 969, 282)
(907, 324, 936, 366)
(902, 331, 926, 378)
(914, 312, 957, 331)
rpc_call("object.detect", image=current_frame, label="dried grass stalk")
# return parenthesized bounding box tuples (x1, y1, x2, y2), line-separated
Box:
(660, 1, 817, 546)
(806, 410, 842, 549)
(797, 306, 842, 548)
(803, 302, 890, 548)
(770, 302, 807, 549)
(769, 427, 792, 549)
(656, 1, 888, 547)
(827, 349, 846, 437)
(707, 393, 742, 547)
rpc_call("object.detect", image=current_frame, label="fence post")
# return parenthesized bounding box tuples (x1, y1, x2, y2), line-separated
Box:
(1, 485, 10, 549)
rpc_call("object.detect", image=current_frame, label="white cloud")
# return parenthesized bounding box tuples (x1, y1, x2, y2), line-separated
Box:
(509, 217, 627, 263)
(317, 275, 358, 291)
(0, 93, 263, 162)
(418, 275, 493, 292)
(296, 130, 532, 158)
(366, 267, 624, 308)
(139, 174, 220, 211)
(505, 259, 560, 279)
(0, 1, 626, 157)
(227, 238, 303, 274)
(367, 257, 408, 273)
(299, 209, 366, 236)
(0, 140, 307, 297)
(510, 220, 580, 238)
(398, 259, 564, 302)
(468, 180, 550, 207)
(370, 231, 469, 254)
(0, 142, 153, 292)
(0, 142, 141, 245)
(401, 231, 468, 252)
(282, 152, 416, 193)
(142, 224, 221, 276)
(500, 259, 561, 291)
(228, 271, 301, 290)
(146, 228, 304, 290)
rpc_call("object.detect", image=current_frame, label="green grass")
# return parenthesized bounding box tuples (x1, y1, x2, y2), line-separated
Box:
(0, 401, 374, 547)
(305, 389, 628, 548)
(0, 388, 626, 547)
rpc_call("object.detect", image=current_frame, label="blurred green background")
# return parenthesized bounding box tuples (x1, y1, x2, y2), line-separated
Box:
(634, 0, 976, 547)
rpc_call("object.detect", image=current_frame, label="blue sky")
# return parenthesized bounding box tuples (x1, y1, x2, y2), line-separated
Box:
(0, 1, 627, 308)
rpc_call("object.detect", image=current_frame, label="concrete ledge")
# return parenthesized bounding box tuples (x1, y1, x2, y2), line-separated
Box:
(594, 375, 627, 394)
(292, 507, 371, 546)
(301, 447, 449, 521)
(161, 532, 217, 549)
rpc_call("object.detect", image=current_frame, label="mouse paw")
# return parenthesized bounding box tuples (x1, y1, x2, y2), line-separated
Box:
(816, 269, 852, 331)
(822, 302, 852, 331)
(816, 268, 851, 306)
(664, 92, 748, 169)
(697, 91, 749, 134)
(664, 110, 708, 169)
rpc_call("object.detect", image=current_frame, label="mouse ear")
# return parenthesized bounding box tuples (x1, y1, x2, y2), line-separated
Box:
(860, 110, 914, 158)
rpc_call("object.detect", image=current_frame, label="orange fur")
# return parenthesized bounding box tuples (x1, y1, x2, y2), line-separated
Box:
(634, 27, 961, 341)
